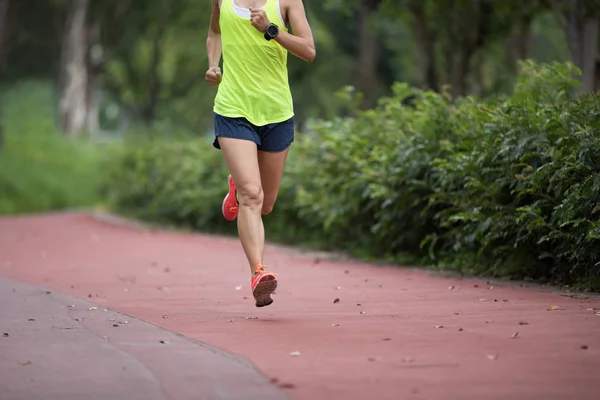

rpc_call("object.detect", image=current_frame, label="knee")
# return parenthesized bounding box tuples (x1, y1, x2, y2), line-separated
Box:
(261, 204, 274, 215)
(261, 195, 277, 215)
(238, 183, 264, 209)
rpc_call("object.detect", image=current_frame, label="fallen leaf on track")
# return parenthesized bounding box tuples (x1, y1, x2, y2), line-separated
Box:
(487, 354, 498, 361)
(360, 311, 366, 315)
(235, 285, 242, 291)
(19, 361, 32, 366)
(3, 333, 8, 337)
(333, 298, 340, 304)
(290, 351, 301, 357)
(458, 328, 464, 331)
(279, 382, 296, 389)
(331, 324, 339, 327)
(581, 345, 588, 350)
(519, 321, 529, 325)
(511, 332, 519, 338)
(434, 325, 444, 329)
(88, 307, 98, 311)
(402, 357, 415, 363)
(548, 306, 560, 311)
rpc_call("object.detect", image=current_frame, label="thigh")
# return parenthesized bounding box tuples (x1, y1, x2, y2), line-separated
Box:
(217, 137, 262, 195)
(258, 147, 289, 206)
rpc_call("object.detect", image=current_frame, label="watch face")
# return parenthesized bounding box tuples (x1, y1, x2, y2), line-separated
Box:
(267, 25, 278, 36)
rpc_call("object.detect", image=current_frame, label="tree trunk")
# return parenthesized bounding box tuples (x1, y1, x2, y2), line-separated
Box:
(408, 1, 439, 91)
(512, 20, 533, 62)
(451, 47, 473, 97)
(142, 25, 166, 124)
(448, 0, 483, 97)
(0, 0, 8, 65)
(0, 0, 9, 150)
(581, 19, 598, 93)
(58, 0, 90, 137)
(559, 0, 598, 93)
(354, 0, 381, 109)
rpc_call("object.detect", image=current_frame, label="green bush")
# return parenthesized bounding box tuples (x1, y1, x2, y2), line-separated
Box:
(0, 81, 107, 215)
(102, 136, 232, 232)
(103, 61, 600, 290)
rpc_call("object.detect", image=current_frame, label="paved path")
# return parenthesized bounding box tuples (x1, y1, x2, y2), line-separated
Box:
(0, 212, 599, 400)
(0, 276, 286, 400)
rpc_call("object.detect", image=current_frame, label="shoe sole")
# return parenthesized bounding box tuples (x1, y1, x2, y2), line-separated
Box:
(222, 175, 237, 221)
(253, 276, 278, 308)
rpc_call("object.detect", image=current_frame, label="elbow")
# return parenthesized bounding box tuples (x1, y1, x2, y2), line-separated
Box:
(306, 46, 316, 64)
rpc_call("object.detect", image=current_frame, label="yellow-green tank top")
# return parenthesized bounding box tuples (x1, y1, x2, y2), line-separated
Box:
(214, 0, 294, 126)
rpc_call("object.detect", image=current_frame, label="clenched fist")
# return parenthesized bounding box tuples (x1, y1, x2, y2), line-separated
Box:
(205, 66, 222, 88)
(249, 7, 270, 33)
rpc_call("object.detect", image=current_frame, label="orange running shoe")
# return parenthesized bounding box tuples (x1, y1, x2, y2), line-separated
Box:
(251, 264, 278, 307)
(222, 174, 239, 221)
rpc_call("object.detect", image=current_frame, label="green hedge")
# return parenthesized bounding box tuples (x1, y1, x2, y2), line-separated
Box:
(102, 61, 600, 290)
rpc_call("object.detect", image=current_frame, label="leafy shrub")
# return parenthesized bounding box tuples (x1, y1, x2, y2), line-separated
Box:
(103, 61, 600, 290)
(425, 61, 600, 286)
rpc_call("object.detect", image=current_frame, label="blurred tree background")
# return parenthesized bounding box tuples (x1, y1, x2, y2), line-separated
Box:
(0, 0, 598, 139)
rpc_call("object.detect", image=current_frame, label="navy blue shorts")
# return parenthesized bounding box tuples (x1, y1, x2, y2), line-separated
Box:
(213, 112, 294, 153)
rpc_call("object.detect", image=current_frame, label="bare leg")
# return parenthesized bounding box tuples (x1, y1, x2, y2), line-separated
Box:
(258, 147, 290, 260)
(218, 137, 264, 277)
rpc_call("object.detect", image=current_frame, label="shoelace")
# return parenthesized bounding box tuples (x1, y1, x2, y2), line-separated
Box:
(254, 264, 277, 277)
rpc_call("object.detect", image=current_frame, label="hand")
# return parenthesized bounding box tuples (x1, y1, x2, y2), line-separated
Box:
(249, 8, 270, 33)
(205, 66, 222, 88)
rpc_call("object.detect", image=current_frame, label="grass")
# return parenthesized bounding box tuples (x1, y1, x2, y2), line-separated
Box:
(0, 80, 108, 215)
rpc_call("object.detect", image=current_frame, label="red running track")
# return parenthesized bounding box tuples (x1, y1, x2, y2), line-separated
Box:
(1, 212, 599, 400)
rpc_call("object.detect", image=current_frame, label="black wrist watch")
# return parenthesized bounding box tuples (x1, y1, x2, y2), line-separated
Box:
(264, 23, 279, 41)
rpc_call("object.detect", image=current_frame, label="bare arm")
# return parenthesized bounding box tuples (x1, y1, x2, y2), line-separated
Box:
(250, 0, 316, 63)
(207, 0, 222, 68)
(275, 0, 316, 63)
(206, 0, 222, 87)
